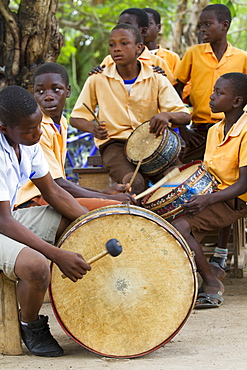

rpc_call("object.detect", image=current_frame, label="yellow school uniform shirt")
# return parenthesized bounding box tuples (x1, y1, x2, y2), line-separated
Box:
(204, 112, 247, 202)
(155, 45, 180, 75)
(175, 43, 247, 125)
(71, 61, 189, 148)
(16, 114, 67, 206)
(101, 46, 176, 85)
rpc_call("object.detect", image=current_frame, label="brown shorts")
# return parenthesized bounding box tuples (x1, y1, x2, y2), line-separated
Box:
(181, 198, 247, 243)
(99, 139, 137, 183)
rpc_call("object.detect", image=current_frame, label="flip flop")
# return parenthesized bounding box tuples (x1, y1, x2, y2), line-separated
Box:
(194, 291, 224, 309)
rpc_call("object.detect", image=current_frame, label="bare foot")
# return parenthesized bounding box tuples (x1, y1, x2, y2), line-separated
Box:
(210, 264, 226, 281)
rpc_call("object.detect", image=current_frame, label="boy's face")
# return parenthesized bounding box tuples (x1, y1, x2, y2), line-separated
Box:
(0, 107, 42, 147)
(109, 29, 143, 66)
(118, 13, 146, 42)
(199, 10, 228, 44)
(209, 78, 236, 114)
(144, 13, 160, 43)
(33, 73, 71, 120)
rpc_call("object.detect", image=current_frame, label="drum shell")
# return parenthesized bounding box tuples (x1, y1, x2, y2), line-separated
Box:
(142, 161, 218, 222)
(49, 205, 197, 358)
(125, 122, 181, 176)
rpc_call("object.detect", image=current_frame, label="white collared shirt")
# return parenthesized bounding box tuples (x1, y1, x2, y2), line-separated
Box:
(0, 133, 49, 210)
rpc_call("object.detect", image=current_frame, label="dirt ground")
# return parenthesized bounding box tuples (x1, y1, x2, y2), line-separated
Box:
(1, 270, 247, 370)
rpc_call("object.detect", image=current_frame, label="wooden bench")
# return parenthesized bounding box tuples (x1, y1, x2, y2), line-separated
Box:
(0, 272, 22, 355)
(73, 155, 113, 190)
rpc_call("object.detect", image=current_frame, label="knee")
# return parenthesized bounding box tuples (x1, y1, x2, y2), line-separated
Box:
(172, 218, 191, 239)
(30, 255, 50, 287)
(17, 251, 50, 290)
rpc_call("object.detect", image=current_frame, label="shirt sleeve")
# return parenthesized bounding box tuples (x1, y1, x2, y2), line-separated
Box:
(174, 48, 192, 84)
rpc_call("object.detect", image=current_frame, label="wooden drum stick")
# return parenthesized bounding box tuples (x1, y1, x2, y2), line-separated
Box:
(83, 102, 102, 126)
(135, 167, 180, 200)
(125, 158, 143, 192)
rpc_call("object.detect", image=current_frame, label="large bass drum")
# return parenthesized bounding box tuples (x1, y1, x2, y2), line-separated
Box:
(49, 205, 197, 358)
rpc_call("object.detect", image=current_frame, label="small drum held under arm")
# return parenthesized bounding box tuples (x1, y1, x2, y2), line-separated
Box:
(49, 205, 197, 358)
(142, 161, 218, 221)
(125, 121, 181, 176)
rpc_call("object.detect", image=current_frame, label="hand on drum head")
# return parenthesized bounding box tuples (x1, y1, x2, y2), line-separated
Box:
(56, 249, 91, 282)
(92, 121, 108, 140)
(182, 193, 210, 216)
(149, 112, 171, 138)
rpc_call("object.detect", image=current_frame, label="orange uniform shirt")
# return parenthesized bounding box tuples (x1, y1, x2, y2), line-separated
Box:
(16, 115, 67, 206)
(204, 112, 247, 202)
(175, 43, 247, 125)
(155, 45, 180, 75)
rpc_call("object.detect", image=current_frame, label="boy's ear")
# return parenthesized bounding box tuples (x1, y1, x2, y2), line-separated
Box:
(139, 26, 148, 40)
(0, 122, 8, 134)
(66, 85, 71, 98)
(222, 20, 230, 31)
(233, 96, 243, 108)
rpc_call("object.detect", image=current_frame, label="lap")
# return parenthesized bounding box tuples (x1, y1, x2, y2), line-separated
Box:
(0, 205, 61, 281)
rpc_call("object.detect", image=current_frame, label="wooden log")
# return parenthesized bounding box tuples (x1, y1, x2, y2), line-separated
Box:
(0, 272, 22, 355)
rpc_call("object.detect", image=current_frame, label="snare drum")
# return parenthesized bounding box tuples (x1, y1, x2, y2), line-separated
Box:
(142, 161, 218, 222)
(49, 205, 197, 358)
(125, 121, 181, 176)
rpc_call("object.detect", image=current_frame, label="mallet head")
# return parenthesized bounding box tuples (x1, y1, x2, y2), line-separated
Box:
(106, 238, 122, 257)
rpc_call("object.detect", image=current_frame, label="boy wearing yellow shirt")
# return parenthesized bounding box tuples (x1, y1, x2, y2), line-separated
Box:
(172, 72, 247, 309)
(70, 24, 190, 195)
(175, 4, 247, 164)
(90, 8, 177, 86)
(16, 62, 135, 209)
(142, 8, 180, 75)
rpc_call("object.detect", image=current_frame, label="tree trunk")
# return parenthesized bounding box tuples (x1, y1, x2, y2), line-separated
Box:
(0, 0, 63, 91)
(172, 0, 209, 56)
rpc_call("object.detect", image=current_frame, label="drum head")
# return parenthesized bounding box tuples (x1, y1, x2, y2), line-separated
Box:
(125, 121, 163, 162)
(147, 163, 200, 203)
(50, 205, 197, 358)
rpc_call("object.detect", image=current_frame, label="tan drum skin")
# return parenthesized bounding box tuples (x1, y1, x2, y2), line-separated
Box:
(49, 205, 197, 358)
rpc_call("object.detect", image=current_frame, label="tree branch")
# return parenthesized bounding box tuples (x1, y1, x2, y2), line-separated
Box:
(0, 0, 20, 75)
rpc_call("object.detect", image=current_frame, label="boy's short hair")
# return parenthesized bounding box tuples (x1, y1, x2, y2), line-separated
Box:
(111, 23, 142, 44)
(221, 72, 247, 106)
(120, 8, 148, 28)
(142, 8, 161, 25)
(0, 85, 38, 127)
(202, 4, 232, 25)
(32, 62, 69, 86)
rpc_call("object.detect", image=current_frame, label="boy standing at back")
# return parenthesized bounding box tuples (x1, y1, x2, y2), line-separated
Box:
(70, 24, 190, 195)
(175, 3, 247, 269)
(172, 72, 247, 308)
(0, 85, 91, 356)
(175, 3, 247, 164)
(142, 8, 180, 75)
(91, 8, 177, 85)
(16, 62, 135, 209)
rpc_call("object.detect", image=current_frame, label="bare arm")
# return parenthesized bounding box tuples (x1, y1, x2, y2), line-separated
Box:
(182, 166, 247, 216)
(54, 177, 136, 204)
(174, 79, 185, 99)
(32, 172, 88, 221)
(0, 200, 90, 281)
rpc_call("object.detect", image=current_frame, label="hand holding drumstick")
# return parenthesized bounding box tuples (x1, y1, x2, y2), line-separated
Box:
(83, 102, 108, 140)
